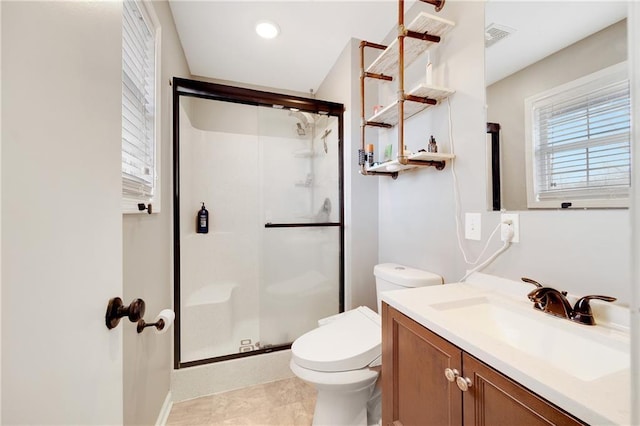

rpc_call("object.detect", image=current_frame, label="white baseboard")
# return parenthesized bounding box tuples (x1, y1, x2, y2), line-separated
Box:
(155, 391, 173, 426)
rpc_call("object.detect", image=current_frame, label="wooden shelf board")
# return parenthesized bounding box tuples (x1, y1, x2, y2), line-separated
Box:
(367, 151, 455, 173)
(366, 12, 455, 77)
(367, 84, 455, 126)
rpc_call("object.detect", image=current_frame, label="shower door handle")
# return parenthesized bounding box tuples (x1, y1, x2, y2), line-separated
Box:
(264, 222, 340, 228)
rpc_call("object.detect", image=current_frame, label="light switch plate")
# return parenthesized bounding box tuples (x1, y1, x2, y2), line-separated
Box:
(465, 213, 482, 241)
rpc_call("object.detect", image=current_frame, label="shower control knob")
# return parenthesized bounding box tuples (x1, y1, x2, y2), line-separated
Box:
(456, 376, 473, 392)
(444, 368, 459, 382)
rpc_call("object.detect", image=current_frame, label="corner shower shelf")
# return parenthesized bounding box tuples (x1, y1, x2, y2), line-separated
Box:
(367, 83, 455, 127)
(367, 151, 455, 173)
(366, 12, 455, 78)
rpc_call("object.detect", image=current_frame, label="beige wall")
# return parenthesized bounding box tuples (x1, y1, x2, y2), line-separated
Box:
(122, 1, 190, 425)
(316, 39, 380, 311)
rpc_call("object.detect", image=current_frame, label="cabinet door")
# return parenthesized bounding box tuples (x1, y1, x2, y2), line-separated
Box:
(462, 353, 584, 426)
(382, 303, 463, 426)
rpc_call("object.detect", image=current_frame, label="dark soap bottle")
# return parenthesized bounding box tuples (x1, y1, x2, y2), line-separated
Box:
(197, 202, 209, 234)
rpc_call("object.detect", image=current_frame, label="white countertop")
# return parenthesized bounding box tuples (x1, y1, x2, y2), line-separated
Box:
(381, 273, 631, 425)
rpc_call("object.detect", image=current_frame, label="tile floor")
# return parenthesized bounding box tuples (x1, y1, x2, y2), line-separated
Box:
(166, 377, 316, 425)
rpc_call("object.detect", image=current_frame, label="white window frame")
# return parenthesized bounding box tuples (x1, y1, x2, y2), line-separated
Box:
(525, 61, 631, 209)
(122, 0, 162, 214)
(524, 62, 630, 209)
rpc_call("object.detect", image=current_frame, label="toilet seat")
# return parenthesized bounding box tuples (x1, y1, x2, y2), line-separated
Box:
(291, 306, 381, 373)
(289, 359, 379, 389)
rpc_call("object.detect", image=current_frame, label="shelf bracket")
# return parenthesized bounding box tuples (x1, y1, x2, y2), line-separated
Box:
(405, 30, 441, 43)
(364, 71, 393, 82)
(366, 121, 393, 129)
(404, 94, 438, 105)
(360, 40, 388, 51)
(407, 159, 446, 170)
(360, 170, 399, 179)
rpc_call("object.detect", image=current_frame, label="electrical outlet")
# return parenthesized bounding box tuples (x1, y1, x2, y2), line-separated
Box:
(465, 213, 482, 241)
(501, 213, 520, 243)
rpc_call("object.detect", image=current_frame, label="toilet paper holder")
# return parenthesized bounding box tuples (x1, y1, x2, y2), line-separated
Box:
(105, 297, 146, 329)
(137, 309, 175, 334)
(136, 318, 165, 333)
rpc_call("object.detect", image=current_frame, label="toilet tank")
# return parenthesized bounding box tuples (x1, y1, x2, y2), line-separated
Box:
(374, 263, 443, 313)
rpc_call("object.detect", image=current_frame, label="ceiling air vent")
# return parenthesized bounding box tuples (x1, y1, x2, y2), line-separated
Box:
(485, 23, 516, 48)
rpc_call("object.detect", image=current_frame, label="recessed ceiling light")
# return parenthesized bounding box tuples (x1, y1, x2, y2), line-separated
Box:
(256, 21, 280, 39)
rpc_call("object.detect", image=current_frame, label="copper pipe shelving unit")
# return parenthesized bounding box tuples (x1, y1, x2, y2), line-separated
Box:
(359, 0, 455, 178)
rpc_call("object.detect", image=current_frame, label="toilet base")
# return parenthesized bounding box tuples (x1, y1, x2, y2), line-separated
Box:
(290, 360, 379, 426)
(312, 380, 378, 426)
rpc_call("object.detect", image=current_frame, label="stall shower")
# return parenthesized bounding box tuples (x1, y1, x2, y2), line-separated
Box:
(172, 79, 344, 367)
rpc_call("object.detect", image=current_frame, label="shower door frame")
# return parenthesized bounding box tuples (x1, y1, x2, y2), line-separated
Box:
(172, 77, 345, 369)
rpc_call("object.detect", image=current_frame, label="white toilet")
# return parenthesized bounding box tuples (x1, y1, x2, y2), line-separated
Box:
(290, 263, 443, 426)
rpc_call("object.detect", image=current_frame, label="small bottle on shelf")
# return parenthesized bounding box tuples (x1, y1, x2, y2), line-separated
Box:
(197, 202, 209, 234)
(428, 135, 438, 153)
(366, 144, 375, 166)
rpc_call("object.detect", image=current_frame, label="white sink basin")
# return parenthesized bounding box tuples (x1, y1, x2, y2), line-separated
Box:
(431, 296, 629, 381)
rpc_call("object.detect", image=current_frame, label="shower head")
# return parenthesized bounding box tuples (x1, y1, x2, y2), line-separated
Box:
(289, 111, 311, 126)
(290, 111, 313, 136)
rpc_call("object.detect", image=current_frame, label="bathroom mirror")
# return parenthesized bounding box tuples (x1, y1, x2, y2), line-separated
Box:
(485, 1, 628, 211)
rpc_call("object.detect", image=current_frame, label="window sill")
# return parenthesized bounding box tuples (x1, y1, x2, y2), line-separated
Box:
(527, 198, 629, 209)
(122, 199, 161, 215)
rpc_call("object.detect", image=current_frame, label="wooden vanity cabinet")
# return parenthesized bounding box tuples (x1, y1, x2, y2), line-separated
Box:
(381, 303, 585, 426)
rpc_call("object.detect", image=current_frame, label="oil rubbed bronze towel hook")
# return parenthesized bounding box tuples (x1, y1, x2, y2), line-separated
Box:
(105, 297, 146, 329)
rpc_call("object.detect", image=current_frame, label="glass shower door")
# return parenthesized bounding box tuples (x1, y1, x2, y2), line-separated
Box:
(178, 97, 262, 363)
(174, 78, 344, 367)
(258, 107, 342, 348)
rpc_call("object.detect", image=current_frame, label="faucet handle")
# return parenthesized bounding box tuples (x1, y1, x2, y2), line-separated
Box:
(523, 278, 546, 310)
(571, 295, 617, 326)
(524, 278, 569, 295)
(521, 277, 543, 287)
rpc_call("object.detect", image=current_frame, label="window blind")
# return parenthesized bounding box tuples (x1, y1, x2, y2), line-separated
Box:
(530, 69, 630, 205)
(122, 0, 156, 200)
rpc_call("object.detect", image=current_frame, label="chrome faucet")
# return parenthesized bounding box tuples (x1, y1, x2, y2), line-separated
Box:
(521, 277, 616, 325)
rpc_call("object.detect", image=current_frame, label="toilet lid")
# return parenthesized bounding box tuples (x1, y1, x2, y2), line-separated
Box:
(291, 306, 381, 372)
